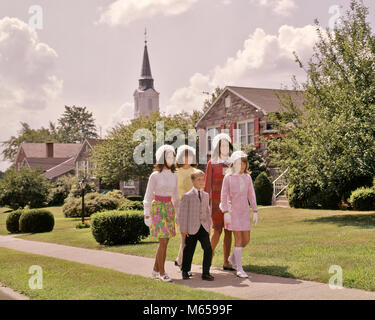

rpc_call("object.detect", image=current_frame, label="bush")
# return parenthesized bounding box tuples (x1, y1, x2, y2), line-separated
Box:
(6, 210, 23, 233)
(47, 175, 77, 206)
(91, 210, 149, 245)
(63, 193, 119, 218)
(254, 172, 273, 206)
(68, 181, 96, 198)
(19, 209, 55, 233)
(126, 195, 143, 201)
(76, 222, 90, 229)
(0, 167, 50, 210)
(118, 198, 143, 211)
(349, 187, 375, 211)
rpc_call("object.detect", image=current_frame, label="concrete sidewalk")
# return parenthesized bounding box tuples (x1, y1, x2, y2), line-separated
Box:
(0, 235, 375, 300)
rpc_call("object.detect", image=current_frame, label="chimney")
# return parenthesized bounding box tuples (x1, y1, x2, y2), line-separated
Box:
(46, 142, 54, 158)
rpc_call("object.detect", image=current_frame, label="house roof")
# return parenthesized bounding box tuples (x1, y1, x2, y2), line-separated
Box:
(19, 143, 83, 158)
(86, 138, 105, 148)
(26, 157, 72, 171)
(196, 86, 305, 127)
(43, 157, 76, 180)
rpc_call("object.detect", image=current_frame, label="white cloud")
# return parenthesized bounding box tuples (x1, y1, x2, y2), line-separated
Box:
(0, 17, 62, 111)
(165, 24, 319, 115)
(98, 0, 199, 26)
(102, 102, 134, 134)
(250, 0, 297, 16)
(221, 0, 232, 5)
(0, 17, 63, 171)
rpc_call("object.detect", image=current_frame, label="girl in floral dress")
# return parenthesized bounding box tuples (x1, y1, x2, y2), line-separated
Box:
(144, 145, 179, 282)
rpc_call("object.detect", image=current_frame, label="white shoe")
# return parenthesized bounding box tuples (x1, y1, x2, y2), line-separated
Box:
(159, 273, 173, 282)
(228, 255, 237, 271)
(152, 270, 160, 280)
(236, 270, 249, 278)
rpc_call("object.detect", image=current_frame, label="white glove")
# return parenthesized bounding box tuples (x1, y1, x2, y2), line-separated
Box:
(144, 215, 152, 227)
(253, 212, 258, 226)
(224, 212, 231, 228)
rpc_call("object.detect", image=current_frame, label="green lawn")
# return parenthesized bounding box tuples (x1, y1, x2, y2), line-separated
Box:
(1, 206, 375, 291)
(0, 247, 234, 300)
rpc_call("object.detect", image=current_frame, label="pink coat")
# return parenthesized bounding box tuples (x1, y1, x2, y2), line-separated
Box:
(220, 173, 258, 231)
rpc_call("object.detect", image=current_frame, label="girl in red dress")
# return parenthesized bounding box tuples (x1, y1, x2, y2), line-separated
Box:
(204, 133, 234, 271)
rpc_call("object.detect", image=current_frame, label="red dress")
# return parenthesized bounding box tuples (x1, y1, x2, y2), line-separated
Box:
(204, 159, 229, 230)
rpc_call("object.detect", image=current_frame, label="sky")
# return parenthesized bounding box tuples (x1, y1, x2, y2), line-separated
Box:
(0, 0, 374, 171)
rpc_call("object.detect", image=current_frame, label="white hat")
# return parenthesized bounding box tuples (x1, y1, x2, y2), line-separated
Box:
(155, 145, 175, 164)
(176, 145, 196, 164)
(228, 150, 247, 164)
(212, 133, 231, 153)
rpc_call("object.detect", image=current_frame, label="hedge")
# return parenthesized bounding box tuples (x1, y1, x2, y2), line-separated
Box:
(349, 187, 375, 211)
(63, 193, 119, 218)
(91, 210, 149, 246)
(254, 172, 273, 206)
(19, 209, 55, 233)
(6, 210, 23, 233)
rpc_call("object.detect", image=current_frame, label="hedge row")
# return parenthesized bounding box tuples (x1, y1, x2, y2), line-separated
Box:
(6, 209, 55, 234)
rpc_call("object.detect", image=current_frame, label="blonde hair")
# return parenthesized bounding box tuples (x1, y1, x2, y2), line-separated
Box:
(191, 169, 205, 181)
(226, 157, 251, 175)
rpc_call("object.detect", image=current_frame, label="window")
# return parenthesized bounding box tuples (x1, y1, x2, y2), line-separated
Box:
(207, 126, 221, 153)
(266, 123, 274, 130)
(238, 120, 255, 146)
(225, 96, 231, 108)
(124, 180, 135, 188)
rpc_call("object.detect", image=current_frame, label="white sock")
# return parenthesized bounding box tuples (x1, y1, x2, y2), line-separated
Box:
(233, 247, 244, 273)
(176, 238, 185, 265)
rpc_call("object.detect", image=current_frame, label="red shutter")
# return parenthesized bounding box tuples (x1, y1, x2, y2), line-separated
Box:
(254, 118, 260, 148)
(221, 124, 225, 132)
(230, 122, 236, 142)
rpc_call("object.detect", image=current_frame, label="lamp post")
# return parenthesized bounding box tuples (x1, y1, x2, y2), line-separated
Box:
(79, 179, 87, 224)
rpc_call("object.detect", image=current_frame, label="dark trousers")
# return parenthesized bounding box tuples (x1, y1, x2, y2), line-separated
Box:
(182, 225, 212, 275)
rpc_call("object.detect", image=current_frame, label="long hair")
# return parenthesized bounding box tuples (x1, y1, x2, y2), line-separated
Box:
(212, 140, 234, 162)
(154, 151, 176, 173)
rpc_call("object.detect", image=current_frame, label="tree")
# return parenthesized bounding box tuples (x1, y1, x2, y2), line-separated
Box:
(268, 0, 375, 209)
(56, 106, 99, 143)
(1, 122, 59, 162)
(0, 167, 50, 209)
(244, 145, 267, 180)
(0, 171, 4, 180)
(92, 112, 196, 186)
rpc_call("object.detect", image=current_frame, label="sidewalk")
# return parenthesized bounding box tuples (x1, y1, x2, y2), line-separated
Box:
(1, 235, 375, 300)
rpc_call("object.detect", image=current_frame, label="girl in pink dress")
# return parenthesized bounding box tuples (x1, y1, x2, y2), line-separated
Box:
(220, 151, 258, 278)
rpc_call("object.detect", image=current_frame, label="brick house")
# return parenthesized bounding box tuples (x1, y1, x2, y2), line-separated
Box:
(196, 86, 304, 167)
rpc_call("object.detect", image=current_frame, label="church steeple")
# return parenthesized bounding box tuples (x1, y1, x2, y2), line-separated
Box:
(133, 29, 160, 119)
(139, 29, 154, 91)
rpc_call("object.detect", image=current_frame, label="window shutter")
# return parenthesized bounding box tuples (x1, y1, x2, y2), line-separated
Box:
(254, 118, 260, 148)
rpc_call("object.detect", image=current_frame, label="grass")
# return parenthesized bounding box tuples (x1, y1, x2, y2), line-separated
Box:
(1, 206, 375, 291)
(0, 247, 234, 300)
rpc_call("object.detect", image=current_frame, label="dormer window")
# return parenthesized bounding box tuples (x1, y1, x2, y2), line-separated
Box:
(225, 96, 231, 108)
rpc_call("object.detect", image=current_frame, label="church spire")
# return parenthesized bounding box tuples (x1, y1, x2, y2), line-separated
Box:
(139, 29, 154, 90)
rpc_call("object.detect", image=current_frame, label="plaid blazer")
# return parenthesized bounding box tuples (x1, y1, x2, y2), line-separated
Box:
(179, 188, 211, 235)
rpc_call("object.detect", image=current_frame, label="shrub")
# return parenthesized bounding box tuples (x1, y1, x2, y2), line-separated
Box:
(68, 181, 96, 198)
(349, 187, 375, 211)
(6, 210, 23, 233)
(118, 198, 143, 211)
(0, 167, 50, 210)
(106, 190, 125, 201)
(63, 193, 119, 218)
(126, 195, 143, 201)
(47, 175, 77, 206)
(19, 209, 55, 233)
(254, 172, 273, 206)
(91, 210, 149, 245)
(76, 222, 90, 229)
